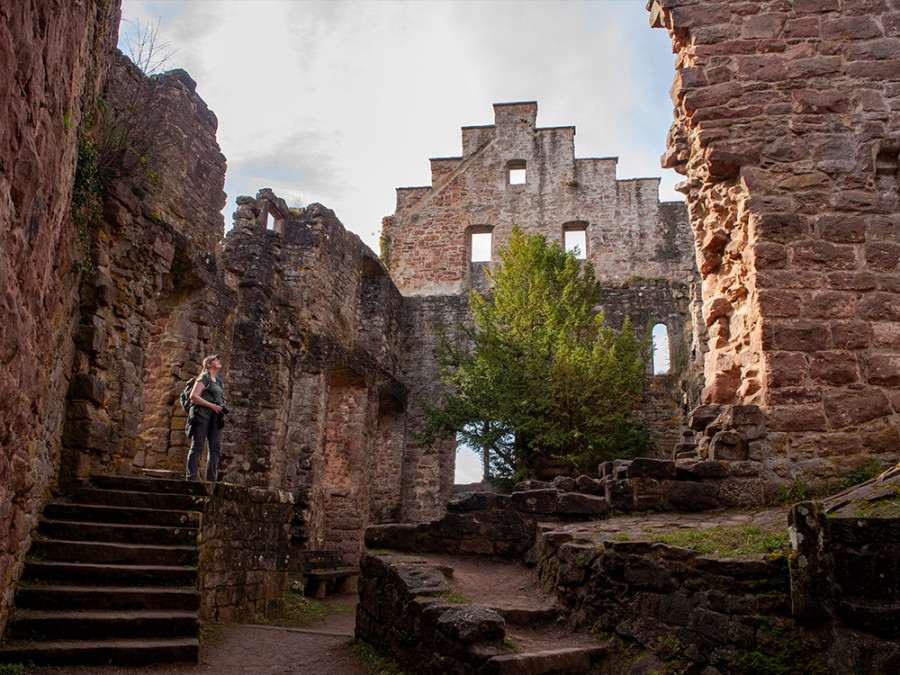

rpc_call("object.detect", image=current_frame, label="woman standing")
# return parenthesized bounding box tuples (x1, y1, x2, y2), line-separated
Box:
(185, 354, 226, 482)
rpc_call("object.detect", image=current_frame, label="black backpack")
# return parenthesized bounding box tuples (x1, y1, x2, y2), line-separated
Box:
(179, 376, 198, 414)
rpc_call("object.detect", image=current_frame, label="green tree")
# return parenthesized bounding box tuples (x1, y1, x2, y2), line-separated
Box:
(420, 227, 652, 485)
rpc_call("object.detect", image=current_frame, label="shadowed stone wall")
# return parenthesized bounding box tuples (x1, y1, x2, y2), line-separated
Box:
(0, 0, 120, 630)
(649, 0, 900, 484)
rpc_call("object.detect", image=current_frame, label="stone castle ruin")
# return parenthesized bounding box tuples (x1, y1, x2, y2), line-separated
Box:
(1, 0, 899, 670)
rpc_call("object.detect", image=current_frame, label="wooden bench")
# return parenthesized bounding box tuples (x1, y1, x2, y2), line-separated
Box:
(297, 550, 360, 599)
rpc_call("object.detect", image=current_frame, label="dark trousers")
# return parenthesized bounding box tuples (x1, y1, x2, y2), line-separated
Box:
(186, 414, 222, 482)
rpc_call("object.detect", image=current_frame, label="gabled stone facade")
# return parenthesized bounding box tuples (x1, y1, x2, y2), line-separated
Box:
(384, 101, 696, 296)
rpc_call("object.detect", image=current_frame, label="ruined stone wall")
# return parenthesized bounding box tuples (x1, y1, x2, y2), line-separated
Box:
(384, 101, 696, 297)
(649, 0, 900, 483)
(0, 0, 119, 630)
(218, 194, 408, 558)
(384, 103, 702, 467)
(64, 55, 230, 480)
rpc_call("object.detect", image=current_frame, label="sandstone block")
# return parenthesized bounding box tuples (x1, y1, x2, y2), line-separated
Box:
(575, 475, 603, 495)
(866, 354, 900, 387)
(603, 478, 634, 511)
(626, 458, 676, 479)
(772, 320, 831, 352)
(809, 351, 859, 385)
(832, 322, 871, 349)
(865, 242, 900, 271)
(767, 405, 827, 432)
(859, 292, 900, 322)
(662, 478, 719, 511)
(688, 404, 722, 431)
(557, 492, 609, 516)
(510, 489, 559, 514)
(824, 387, 892, 427)
(436, 605, 505, 644)
(723, 405, 763, 427)
(675, 460, 728, 479)
(552, 476, 577, 492)
(709, 431, 748, 461)
(447, 492, 509, 512)
(741, 13, 787, 39)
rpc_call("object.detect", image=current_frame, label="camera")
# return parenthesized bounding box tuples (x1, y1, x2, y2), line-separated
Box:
(220, 405, 230, 415)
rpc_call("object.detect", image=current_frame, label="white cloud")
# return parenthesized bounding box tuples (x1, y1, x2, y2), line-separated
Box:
(119, 0, 683, 250)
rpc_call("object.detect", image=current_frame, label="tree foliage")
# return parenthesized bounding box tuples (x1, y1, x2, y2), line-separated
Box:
(420, 227, 652, 484)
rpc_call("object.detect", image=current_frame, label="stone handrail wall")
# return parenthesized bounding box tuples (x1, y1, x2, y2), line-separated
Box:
(789, 500, 899, 641)
(356, 551, 511, 674)
(197, 483, 293, 622)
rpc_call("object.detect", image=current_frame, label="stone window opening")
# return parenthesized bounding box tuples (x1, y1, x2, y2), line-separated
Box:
(652, 323, 670, 375)
(468, 225, 493, 262)
(507, 159, 526, 185)
(264, 204, 283, 234)
(563, 221, 588, 259)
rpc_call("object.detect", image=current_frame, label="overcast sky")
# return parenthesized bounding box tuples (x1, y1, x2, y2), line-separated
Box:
(119, 0, 682, 483)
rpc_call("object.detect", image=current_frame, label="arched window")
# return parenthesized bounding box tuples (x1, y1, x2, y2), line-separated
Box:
(652, 323, 670, 375)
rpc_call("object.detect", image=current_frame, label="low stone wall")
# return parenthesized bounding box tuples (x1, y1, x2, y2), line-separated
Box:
(365, 492, 535, 558)
(538, 534, 793, 671)
(536, 503, 900, 673)
(356, 551, 511, 674)
(515, 454, 772, 518)
(198, 483, 293, 622)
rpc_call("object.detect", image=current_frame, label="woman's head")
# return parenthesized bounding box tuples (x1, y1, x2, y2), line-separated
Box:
(202, 354, 221, 372)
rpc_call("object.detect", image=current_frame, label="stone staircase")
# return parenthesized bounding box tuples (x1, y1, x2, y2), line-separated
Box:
(0, 476, 207, 666)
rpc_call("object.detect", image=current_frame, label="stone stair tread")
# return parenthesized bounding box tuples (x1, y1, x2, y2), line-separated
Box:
(33, 537, 199, 551)
(42, 502, 201, 527)
(41, 518, 198, 533)
(0, 637, 199, 665)
(13, 608, 199, 620)
(27, 560, 194, 574)
(484, 645, 608, 674)
(19, 583, 198, 593)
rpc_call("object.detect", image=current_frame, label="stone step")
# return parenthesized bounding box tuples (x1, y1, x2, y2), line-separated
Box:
(43, 501, 201, 527)
(73, 487, 203, 511)
(38, 519, 199, 547)
(30, 538, 199, 566)
(24, 560, 197, 587)
(492, 606, 560, 627)
(14, 584, 200, 612)
(0, 637, 199, 666)
(483, 646, 609, 674)
(5, 609, 199, 641)
(89, 475, 208, 496)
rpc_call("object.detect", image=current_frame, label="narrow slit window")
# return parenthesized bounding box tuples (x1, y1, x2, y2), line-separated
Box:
(507, 159, 526, 185)
(471, 231, 492, 262)
(652, 323, 670, 375)
(266, 210, 276, 230)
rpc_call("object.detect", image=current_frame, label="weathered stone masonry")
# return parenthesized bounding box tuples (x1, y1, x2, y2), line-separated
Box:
(384, 102, 702, 460)
(650, 0, 900, 483)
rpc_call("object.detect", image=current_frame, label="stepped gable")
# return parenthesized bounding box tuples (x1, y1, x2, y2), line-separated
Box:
(385, 101, 695, 297)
